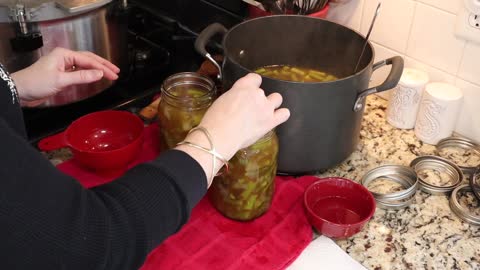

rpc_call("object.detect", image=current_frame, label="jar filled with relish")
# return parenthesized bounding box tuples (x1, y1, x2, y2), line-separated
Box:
(157, 72, 216, 149)
(210, 131, 279, 221)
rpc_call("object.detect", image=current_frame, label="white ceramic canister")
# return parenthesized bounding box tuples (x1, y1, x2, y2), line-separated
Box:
(386, 68, 430, 129)
(414, 82, 464, 145)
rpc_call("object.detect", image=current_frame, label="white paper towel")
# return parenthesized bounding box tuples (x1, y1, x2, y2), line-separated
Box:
(287, 236, 367, 270)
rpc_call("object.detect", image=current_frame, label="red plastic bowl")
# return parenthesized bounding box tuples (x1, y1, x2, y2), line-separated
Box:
(248, 3, 330, 19)
(304, 177, 376, 238)
(38, 110, 144, 176)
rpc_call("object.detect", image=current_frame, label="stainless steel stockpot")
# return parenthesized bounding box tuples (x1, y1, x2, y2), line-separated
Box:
(0, 0, 128, 107)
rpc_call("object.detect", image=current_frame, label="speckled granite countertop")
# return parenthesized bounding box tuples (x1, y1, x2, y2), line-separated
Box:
(314, 96, 480, 270)
(44, 95, 480, 270)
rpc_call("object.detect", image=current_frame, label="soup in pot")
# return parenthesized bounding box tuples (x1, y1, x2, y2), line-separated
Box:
(255, 65, 338, 82)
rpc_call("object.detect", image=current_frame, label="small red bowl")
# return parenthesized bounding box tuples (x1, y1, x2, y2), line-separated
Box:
(248, 3, 330, 19)
(38, 110, 144, 176)
(304, 177, 376, 238)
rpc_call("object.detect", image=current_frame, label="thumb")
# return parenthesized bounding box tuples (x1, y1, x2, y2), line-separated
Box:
(270, 108, 290, 128)
(57, 69, 103, 88)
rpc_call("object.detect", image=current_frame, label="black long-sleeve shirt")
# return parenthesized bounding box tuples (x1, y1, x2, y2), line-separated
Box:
(0, 64, 207, 269)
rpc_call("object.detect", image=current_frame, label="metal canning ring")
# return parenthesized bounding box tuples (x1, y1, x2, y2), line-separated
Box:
(450, 184, 480, 225)
(413, 160, 459, 189)
(410, 156, 463, 195)
(469, 166, 480, 203)
(361, 165, 418, 209)
(375, 196, 415, 210)
(436, 137, 480, 175)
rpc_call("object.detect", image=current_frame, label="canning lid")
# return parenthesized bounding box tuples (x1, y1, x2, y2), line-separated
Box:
(436, 137, 480, 175)
(409, 156, 463, 195)
(449, 184, 480, 226)
(361, 165, 418, 210)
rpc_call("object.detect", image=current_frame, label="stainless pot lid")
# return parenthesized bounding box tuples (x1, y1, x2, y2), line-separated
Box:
(0, 0, 112, 22)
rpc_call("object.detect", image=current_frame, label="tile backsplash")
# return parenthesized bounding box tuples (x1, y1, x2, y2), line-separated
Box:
(343, 0, 480, 142)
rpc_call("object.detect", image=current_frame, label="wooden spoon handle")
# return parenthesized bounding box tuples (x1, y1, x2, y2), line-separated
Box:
(138, 96, 161, 122)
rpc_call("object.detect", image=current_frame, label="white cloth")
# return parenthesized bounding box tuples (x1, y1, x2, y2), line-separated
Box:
(288, 236, 367, 270)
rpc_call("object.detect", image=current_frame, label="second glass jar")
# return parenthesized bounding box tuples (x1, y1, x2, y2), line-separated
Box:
(157, 72, 216, 149)
(209, 131, 279, 221)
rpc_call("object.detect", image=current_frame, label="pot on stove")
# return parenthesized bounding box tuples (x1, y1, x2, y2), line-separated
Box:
(195, 16, 404, 174)
(0, 0, 128, 107)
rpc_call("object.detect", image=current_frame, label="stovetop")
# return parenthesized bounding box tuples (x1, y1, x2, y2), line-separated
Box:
(23, 1, 233, 145)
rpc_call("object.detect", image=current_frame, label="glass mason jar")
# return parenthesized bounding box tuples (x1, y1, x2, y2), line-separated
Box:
(210, 131, 279, 221)
(157, 72, 216, 149)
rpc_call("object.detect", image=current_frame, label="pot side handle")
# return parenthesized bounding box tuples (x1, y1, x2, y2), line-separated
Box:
(353, 56, 404, 112)
(194, 23, 228, 80)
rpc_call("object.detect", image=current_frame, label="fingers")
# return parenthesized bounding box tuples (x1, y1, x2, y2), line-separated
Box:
(271, 108, 291, 127)
(79, 51, 120, 73)
(267, 92, 283, 109)
(67, 51, 119, 81)
(267, 93, 289, 127)
(233, 73, 262, 89)
(57, 70, 104, 88)
(21, 97, 48, 107)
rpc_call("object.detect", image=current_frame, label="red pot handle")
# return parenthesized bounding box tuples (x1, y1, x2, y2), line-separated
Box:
(38, 131, 68, 152)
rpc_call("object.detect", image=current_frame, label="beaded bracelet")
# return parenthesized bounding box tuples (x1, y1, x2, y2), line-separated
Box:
(177, 126, 229, 180)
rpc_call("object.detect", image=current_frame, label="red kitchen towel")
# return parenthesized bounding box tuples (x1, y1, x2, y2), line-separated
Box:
(140, 176, 316, 270)
(54, 123, 316, 270)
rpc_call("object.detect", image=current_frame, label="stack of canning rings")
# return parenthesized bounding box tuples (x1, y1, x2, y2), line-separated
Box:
(434, 137, 480, 225)
(361, 137, 480, 226)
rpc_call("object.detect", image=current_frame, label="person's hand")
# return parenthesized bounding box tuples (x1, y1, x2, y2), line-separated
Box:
(198, 73, 290, 159)
(176, 73, 290, 185)
(11, 47, 120, 106)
